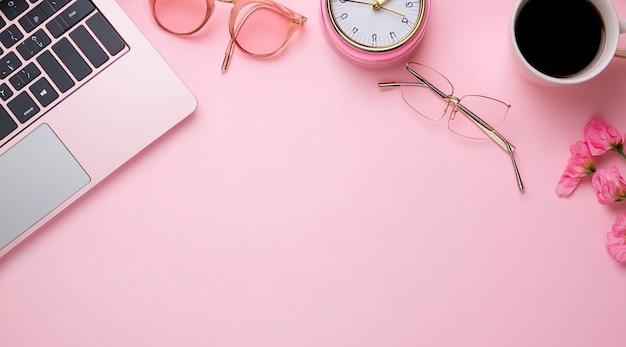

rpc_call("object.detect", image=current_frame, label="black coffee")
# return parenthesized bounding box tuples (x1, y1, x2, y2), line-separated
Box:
(515, 0, 604, 78)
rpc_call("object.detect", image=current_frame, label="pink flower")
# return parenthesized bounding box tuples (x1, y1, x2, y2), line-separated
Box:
(584, 116, 624, 156)
(606, 213, 626, 262)
(556, 141, 596, 197)
(592, 166, 626, 204)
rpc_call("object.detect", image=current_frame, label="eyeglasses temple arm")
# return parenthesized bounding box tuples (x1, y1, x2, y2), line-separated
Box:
(498, 132, 524, 191)
(457, 104, 524, 191)
(455, 103, 515, 152)
(506, 138, 525, 191)
(378, 82, 425, 88)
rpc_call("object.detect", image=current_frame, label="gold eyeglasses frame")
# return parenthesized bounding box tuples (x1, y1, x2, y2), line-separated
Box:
(379, 62, 524, 191)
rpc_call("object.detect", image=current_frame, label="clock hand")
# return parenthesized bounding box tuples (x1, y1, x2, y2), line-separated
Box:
(343, 0, 376, 6)
(342, 0, 406, 16)
(372, 0, 406, 17)
(379, 6, 406, 17)
(376, 5, 405, 17)
(372, 0, 389, 10)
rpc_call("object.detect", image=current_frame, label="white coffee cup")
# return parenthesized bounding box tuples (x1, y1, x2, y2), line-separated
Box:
(511, 0, 626, 85)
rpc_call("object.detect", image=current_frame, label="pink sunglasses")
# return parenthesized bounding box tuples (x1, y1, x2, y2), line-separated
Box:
(149, 0, 307, 72)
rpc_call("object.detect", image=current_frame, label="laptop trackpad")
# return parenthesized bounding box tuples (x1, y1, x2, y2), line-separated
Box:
(0, 124, 90, 249)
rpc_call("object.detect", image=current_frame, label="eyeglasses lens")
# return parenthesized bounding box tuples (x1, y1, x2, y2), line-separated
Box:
(448, 95, 508, 140)
(401, 63, 508, 140)
(153, 0, 210, 35)
(234, 4, 291, 56)
(400, 63, 454, 122)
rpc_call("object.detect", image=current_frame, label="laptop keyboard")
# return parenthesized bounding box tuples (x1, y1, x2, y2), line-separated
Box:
(0, 0, 127, 146)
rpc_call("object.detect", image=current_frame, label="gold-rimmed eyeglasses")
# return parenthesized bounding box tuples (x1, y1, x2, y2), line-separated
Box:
(379, 62, 524, 191)
(149, 0, 307, 72)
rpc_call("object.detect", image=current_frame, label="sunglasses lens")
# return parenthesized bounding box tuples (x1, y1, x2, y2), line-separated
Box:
(234, 5, 290, 55)
(153, 0, 210, 35)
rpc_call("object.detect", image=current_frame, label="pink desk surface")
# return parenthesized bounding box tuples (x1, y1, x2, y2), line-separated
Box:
(3, 1, 626, 346)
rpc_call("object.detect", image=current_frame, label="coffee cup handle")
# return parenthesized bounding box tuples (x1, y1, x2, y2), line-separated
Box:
(617, 20, 626, 58)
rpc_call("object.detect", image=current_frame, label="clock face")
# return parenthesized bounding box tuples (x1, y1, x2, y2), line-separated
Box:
(327, 0, 425, 52)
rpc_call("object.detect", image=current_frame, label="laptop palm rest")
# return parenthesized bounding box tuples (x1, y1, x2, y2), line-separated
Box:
(0, 124, 90, 249)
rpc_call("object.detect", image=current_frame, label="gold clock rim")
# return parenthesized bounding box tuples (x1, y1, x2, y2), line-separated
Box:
(326, 0, 426, 53)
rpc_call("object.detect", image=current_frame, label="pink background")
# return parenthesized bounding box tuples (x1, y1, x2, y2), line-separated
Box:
(3, 0, 626, 346)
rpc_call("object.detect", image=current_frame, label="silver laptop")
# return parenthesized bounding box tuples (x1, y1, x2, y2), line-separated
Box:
(0, 0, 197, 258)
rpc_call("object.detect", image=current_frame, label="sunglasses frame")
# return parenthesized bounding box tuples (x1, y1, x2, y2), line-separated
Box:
(149, 0, 306, 71)
(149, 0, 216, 36)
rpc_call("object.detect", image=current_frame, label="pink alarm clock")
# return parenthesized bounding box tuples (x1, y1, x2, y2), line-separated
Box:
(321, 0, 430, 66)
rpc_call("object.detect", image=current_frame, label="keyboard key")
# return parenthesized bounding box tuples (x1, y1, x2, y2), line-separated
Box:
(0, 2, 127, 146)
(70, 25, 108, 68)
(86, 12, 125, 55)
(8, 74, 24, 90)
(41, 0, 70, 16)
(0, 106, 17, 141)
(9, 62, 41, 90)
(30, 77, 58, 107)
(0, 52, 22, 79)
(0, 83, 13, 101)
(52, 38, 91, 81)
(46, 0, 94, 38)
(0, 24, 24, 49)
(18, 5, 48, 33)
(17, 29, 51, 60)
(0, 0, 29, 20)
(8, 92, 40, 123)
(37, 50, 74, 92)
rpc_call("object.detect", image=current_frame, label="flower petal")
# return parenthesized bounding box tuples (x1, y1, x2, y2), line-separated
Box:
(592, 166, 626, 204)
(584, 116, 624, 156)
(555, 141, 595, 197)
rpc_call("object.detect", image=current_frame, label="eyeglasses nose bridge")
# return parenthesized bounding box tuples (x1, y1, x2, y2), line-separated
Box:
(446, 95, 461, 120)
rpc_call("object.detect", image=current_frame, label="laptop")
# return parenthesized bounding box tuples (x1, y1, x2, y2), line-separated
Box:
(0, 0, 197, 258)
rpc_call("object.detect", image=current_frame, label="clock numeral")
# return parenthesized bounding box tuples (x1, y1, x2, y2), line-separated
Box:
(390, 31, 397, 41)
(372, 34, 377, 44)
(352, 27, 359, 35)
(339, 13, 348, 20)
(402, 17, 410, 25)
(406, 1, 418, 7)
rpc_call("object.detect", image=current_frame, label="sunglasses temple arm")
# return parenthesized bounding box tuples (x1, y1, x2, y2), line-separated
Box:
(221, 38, 236, 72)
